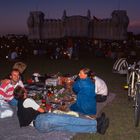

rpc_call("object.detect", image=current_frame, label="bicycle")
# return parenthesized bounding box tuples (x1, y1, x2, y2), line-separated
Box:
(134, 84, 140, 127)
(126, 63, 140, 127)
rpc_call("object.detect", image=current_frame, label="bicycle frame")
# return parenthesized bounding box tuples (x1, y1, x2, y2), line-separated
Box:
(126, 63, 140, 127)
(127, 62, 137, 97)
(134, 69, 140, 100)
(133, 69, 140, 127)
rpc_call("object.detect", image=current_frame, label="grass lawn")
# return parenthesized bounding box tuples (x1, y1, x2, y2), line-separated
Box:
(0, 54, 140, 140)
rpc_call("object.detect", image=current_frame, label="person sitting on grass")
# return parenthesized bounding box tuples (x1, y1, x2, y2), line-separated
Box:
(0, 69, 24, 106)
(70, 68, 97, 119)
(0, 80, 13, 118)
(14, 86, 109, 134)
(89, 71, 108, 102)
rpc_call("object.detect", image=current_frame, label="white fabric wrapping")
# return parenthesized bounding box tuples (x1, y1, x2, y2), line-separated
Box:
(0, 100, 13, 118)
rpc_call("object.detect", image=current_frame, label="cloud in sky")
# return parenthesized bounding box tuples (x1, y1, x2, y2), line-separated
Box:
(128, 21, 140, 34)
(129, 20, 140, 27)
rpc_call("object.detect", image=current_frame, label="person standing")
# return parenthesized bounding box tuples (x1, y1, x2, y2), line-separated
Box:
(10, 48, 18, 61)
(67, 38, 73, 59)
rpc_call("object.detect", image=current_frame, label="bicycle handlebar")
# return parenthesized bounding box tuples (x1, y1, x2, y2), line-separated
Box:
(128, 62, 140, 72)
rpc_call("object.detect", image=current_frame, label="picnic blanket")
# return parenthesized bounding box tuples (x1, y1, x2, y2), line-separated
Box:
(0, 112, 75, 140)
(0, 93, 115, 140)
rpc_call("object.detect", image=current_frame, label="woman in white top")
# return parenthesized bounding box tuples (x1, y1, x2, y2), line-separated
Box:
(89, 71, 108, 102)
(94, 76, 108, 102)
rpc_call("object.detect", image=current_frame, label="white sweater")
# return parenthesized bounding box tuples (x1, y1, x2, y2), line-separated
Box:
(95, 76, 108, 96)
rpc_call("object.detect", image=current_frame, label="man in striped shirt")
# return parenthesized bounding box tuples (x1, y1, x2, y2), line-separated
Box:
(0, 69, 24, 106)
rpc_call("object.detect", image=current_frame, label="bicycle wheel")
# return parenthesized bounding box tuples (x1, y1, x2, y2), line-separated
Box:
(134, 83, 140, 127)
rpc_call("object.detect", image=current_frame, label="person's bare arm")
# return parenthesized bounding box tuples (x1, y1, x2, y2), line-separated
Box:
(0, 79, 10, 84)
(37, 107, 45, 113)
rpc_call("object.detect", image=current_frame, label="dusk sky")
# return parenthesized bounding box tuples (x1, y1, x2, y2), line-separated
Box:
(0, 0, 140, 35)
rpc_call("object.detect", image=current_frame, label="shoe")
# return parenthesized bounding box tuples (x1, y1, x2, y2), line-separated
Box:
(100, 112, 106, 119)
(97, 112, 106, 123)
(97, 112, 106, 132)
(98, 118, 109, 135)
(29, 121, 34, 127)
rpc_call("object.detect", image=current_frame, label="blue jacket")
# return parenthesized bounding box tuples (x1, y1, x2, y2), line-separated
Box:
(70, 77, 96, 115)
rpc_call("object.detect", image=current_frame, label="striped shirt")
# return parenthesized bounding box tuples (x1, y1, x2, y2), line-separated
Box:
(0, 80, 24, 101)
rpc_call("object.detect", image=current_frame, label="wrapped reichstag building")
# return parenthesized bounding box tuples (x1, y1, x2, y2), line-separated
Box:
(27, 10, 129, 41)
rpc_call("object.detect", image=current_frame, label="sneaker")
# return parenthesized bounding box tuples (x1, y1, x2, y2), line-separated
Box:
(29, 121, 34, 127)
(98, 118, 109, 135)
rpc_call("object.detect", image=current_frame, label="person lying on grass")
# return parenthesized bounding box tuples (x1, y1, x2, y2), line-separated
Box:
(14, 86, 109, 134)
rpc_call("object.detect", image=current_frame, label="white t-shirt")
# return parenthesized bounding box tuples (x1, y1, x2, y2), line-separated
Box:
(14, 80, 24, 88)
(23, 98, 40, 111)
(94, 76, 108, 96)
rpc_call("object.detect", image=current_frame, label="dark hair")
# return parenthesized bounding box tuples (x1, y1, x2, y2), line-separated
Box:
(81, 68, 95, 82)
(14, 86, 25, 100)
(81, 68, 91, 77)
(88, 70, 95, 80)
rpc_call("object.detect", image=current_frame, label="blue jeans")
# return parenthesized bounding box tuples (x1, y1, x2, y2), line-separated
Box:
(35, 113, 97, 133)
(8, 98, 18, 106)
